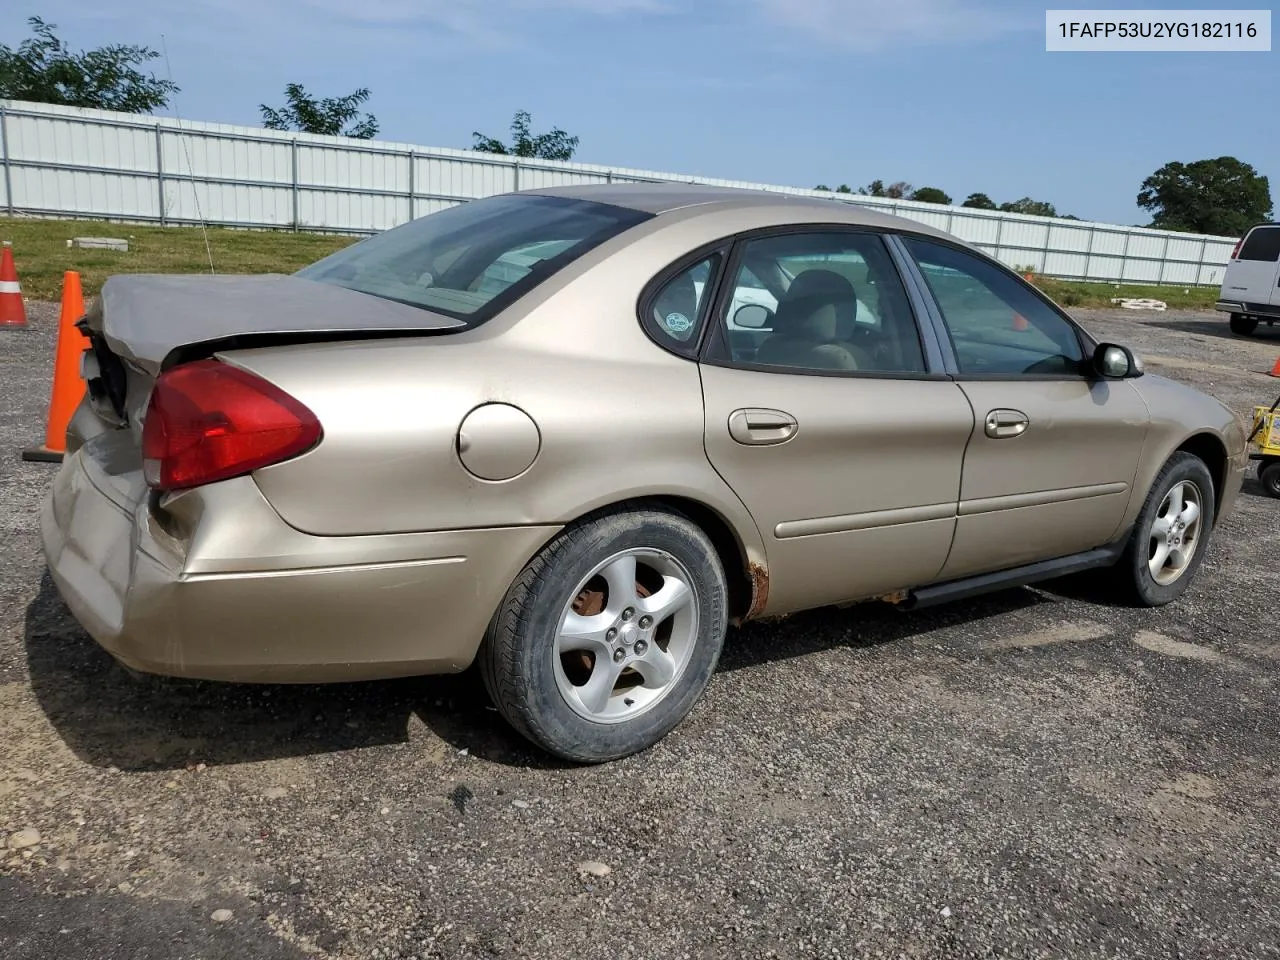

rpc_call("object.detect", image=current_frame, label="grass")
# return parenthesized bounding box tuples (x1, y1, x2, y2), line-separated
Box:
(1032, 277, 1219, 311)
(0, 217, 356, 302)
(0, 216, 1223, 311)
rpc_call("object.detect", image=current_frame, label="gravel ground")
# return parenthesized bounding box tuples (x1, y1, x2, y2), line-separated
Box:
(3, 302, 1280, 960)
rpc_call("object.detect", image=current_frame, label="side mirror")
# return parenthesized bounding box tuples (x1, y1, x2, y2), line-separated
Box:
(733, 303, 772, 329)
(1092, 342, 1143, 379)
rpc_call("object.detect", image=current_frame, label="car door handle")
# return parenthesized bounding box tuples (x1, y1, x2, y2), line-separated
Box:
(728, 408, 798, 445)
(984, 408, 1029, 439)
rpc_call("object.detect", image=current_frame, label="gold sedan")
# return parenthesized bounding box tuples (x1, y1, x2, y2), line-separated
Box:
(41, 184, 1246, 762)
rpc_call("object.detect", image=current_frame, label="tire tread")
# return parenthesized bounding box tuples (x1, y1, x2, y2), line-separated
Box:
(479, 502, 724, 762)
(1259, 460, 1280, 499)
(1115, 451, 1215, 607)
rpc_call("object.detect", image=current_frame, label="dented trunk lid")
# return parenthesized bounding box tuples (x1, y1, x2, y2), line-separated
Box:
(92, 273, 466, 377)
(77, 272, 467, 436)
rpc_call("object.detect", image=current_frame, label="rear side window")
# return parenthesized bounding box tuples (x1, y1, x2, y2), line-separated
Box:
(297, 194, 651, 326)
(709, 231, 927, 375)
(1238, 227, 1280, 262)
(642, 254, 724, 356)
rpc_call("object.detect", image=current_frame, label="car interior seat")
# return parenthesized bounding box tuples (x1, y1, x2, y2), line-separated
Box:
(753, 269, 872, 370)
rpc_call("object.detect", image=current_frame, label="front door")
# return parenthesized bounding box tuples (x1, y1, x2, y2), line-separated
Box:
(696, 229, 975, 616)
(901, 236, 1151, 581)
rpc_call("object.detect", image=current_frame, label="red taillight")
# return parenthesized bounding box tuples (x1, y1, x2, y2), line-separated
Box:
(141, 359, 321, 491)
(1230, 237, 1244, 260)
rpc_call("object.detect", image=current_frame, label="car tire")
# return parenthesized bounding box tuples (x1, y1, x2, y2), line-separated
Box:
(1259, 460, 1280, 499)
(479, 505, 728, 763)
(1115, 452, 1216, 607)
(1230, 313, 1258, 336)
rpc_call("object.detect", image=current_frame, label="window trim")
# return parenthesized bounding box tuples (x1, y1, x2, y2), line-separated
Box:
(882, 233, 950, 374)
(893, 231, 1098, 382)
(695, 224, 951, 381)
(636, 240, 732, 360)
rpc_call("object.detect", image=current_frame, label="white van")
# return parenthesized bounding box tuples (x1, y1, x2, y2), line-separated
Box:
(1216, 222, 1280, 336)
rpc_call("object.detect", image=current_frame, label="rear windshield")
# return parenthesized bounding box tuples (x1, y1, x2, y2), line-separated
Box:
(1238, 226, 1280, 262)
(297, 194, 652, 324)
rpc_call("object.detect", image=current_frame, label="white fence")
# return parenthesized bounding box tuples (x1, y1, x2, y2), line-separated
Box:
(0, 98, 1238, 287)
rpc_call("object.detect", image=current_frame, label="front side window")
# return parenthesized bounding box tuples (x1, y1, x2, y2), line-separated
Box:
(297, 194, 651, 326)
(711, 231, 926, 375)
(903, 236, 1085, 376)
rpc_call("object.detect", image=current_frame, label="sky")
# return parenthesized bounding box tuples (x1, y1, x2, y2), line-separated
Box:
(3, 0, 1276, 227)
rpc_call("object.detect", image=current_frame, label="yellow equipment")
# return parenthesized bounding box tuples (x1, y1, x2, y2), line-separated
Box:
(1248, 395, 1280, 498)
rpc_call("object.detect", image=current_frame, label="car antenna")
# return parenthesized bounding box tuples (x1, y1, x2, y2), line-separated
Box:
(160, 34, 215, 276)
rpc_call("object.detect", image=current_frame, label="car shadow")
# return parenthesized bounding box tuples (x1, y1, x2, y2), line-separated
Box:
(715, 588, 1047, 673)
(24, 571, 1053, 773)
(1145, 317, 1280, 342)
(22, 570, 561, 772)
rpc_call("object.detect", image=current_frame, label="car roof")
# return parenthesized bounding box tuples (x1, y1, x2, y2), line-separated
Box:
(519, 182, 955, 240)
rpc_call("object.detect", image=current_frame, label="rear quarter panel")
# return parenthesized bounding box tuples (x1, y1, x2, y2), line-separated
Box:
(228, 335, 758, 538)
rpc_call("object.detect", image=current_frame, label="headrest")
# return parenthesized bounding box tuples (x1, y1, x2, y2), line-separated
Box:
(772, 269, 856, 341)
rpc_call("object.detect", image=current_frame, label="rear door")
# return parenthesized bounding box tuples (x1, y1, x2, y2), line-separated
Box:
(898, 235, 1150, 581)
(1223, 225, 1280, 306)
(694, 229, 975, 616)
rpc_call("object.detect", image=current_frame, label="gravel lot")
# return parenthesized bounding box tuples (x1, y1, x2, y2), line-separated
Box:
(3, 302, 1280, 960)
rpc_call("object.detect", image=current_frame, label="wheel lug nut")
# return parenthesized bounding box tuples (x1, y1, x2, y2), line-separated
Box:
(634, 639, 648, 655)
(621, 608, 635, 621)
(612, 648, 626, 663)
(606, 628, 618, 641)
(638, 615, 652, 629)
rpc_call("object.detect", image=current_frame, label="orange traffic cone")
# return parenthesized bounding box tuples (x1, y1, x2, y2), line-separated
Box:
(1271, 356, 1280, 377)
(0, 241, 27, 328)
(22, 272, 90, 463)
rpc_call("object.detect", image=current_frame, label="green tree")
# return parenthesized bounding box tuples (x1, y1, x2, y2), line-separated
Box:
(260, 83, 378, 139)
(961, 192, 997, 210)
(472, 110, 579, 161)
(858, 179, 912, 199)
(815, 184, 853, 193)
(999, 197, 1058, 217)
(1137, 157, 1272, 236)
(0, 16, 178, 113)
(910, 186, 952, 205)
